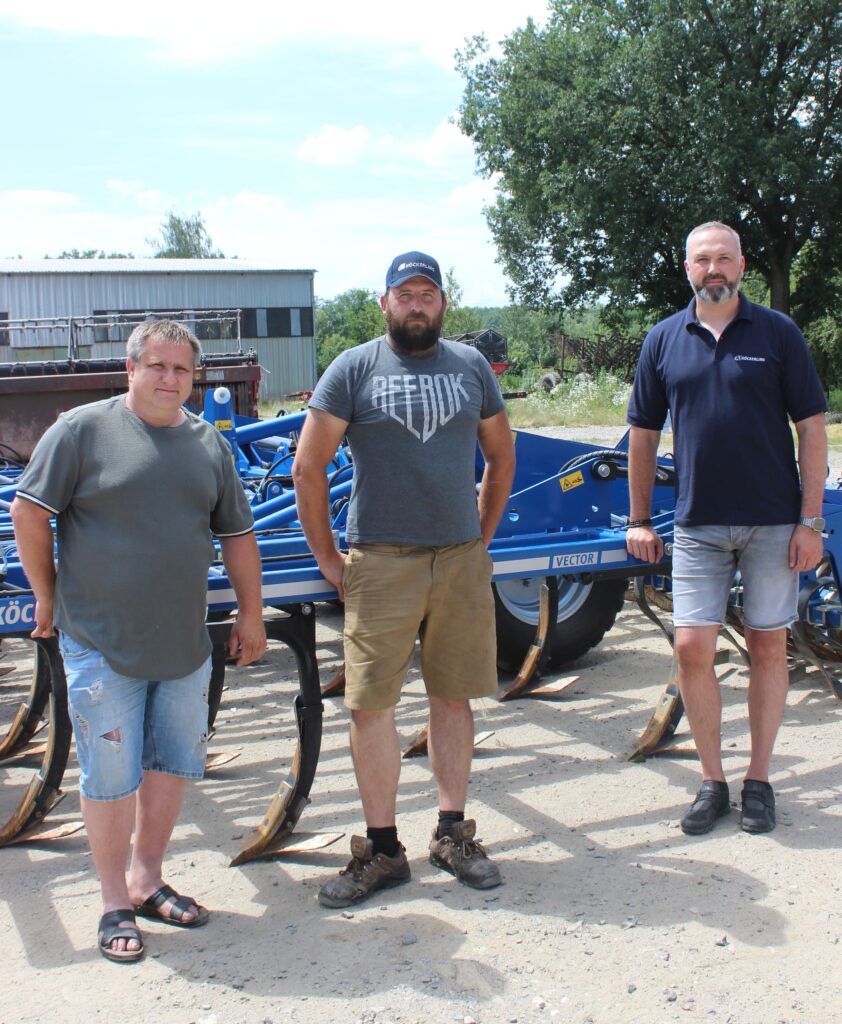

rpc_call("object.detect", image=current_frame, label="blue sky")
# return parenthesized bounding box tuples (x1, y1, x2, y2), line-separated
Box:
(0, 1, 549, 305)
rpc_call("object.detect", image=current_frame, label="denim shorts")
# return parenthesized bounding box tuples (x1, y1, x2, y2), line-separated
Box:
(672, 524, 798, 630)
(59, 632, 211, 801)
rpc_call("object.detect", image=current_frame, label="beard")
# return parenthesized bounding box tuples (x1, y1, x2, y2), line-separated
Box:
(692, 275, 740, 304)
(385, 306, 445, 354)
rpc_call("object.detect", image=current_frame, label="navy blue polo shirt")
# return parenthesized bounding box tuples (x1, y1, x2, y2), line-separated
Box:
(627, 294, 826, 526)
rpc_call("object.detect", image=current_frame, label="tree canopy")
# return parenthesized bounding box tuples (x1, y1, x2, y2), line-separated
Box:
(47, 249, 132, 258)
(442, 268, 482, 337)
(458, 0, 842, 315)
(148, 212, 224, 259)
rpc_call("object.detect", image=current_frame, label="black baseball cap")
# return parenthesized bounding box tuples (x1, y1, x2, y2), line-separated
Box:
(385, 251, 443, 291)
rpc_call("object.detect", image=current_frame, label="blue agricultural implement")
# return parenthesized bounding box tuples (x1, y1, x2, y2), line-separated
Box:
(2, 387, 841, 863)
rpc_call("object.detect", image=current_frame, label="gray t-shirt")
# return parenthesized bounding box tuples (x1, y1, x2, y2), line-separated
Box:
(309, 336, 505, 545)
(16, 396, 254, 679)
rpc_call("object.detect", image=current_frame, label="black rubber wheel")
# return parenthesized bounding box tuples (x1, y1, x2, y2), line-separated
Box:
(493, 576, 627, 671)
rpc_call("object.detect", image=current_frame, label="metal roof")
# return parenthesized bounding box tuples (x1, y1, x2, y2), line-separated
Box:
(0, 259, 315, 275)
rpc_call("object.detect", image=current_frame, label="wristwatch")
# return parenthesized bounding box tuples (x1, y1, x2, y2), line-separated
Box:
(799, 515, 826, 533)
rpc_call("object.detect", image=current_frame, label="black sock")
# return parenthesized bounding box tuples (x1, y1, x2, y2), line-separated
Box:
(367, 825, 400, 858)
(437, 810, 465, 839)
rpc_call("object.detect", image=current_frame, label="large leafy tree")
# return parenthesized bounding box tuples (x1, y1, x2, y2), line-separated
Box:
(315, 289, 383, 375)
(149, 212, 224, 259)
(458, 1, 842, 316)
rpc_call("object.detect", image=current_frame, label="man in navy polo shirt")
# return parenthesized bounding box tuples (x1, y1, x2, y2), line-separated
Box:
(626, 221, 827, 836)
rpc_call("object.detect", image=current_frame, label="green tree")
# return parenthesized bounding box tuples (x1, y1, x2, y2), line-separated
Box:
(442, 268, 481, 337)
(316, 289, 383, 346)
(792, 238, 842, 388)
(500, 305, 559, 367)
(149, 212, 224, 259)
(316, 333, 359, 376)
(458, 1, 842, 316)
(315, 289, 383, 374)
(47, 249, 133, 258)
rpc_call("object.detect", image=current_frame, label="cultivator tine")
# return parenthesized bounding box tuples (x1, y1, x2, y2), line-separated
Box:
(719, 627, 750, 668)
(789, 576, 842, 702)
(230, 741, 309, 865)
(8, 819, 84, 845)
(0, 639, 52, 761)
(402, 723, 495, 759)
(632, 577, 674, 646)
(0, 780, 67, 845)
(207, 643, 228, 732)
(0, 637, 74, 846)
(204, 750, 241, 771)
(321, 665, 346, 698)
(499, 580, 557, 701)
(403, 725, 429, 758)
(224, 608, 324, 866)
(628, 681, 684, 760)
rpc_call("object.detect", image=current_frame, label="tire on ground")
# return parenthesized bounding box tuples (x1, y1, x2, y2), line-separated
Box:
(493, 576, 627, 672)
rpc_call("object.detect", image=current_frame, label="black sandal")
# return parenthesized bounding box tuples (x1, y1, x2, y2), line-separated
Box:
(98, 909, 144, 963)
(134, 884, 209, 928)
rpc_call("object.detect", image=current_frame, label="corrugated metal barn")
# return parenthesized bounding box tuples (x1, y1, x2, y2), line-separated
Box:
(0, 259, 317, 401)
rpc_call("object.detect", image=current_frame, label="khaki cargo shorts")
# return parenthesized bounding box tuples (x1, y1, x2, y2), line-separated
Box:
(342, 538, 498, 711)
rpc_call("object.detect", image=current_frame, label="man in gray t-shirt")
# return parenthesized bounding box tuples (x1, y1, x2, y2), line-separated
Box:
(293, 251, 515, 909)
(10, 320, 266, 963)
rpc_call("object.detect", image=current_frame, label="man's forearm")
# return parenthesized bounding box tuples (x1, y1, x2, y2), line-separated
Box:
(478, 459, 516, 547)
(796, 416, 828, 517)
(294, 471, 340, 564)
(627, 427, 662, 519)
(219, 532, 264, 615)
(9, 498, 57, 603)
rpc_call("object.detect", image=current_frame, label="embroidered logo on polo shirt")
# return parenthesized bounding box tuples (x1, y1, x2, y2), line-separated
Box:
(734, 355, 766, 362)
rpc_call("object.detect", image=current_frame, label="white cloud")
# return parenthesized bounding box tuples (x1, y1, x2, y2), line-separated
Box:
(413, 119, 474, 168)
(0, 190, 158, 258)
(447, 175, 501, 209)
(204, 187, 510, 304)
(106, 180, 174, 212)
(0, 190, 81, 211)
(296, 125, 372, 167)
(296, 116, 473, 174)
(0, 161, 511, 303)
(0, 1, 548, 66)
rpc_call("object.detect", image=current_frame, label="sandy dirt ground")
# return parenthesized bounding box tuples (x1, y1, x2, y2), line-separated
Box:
(2, 425, 842, 1024)
(3, 598, 842, 1024)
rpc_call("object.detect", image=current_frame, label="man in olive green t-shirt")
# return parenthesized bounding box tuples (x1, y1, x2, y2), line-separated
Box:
(10, 320, 266, 964)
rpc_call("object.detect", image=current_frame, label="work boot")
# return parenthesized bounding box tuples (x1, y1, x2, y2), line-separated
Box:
(740, 779, 776, 834)
(680, 780, 730, 835)
(429, 819, 501, 889)
(318, 835, 411, 908)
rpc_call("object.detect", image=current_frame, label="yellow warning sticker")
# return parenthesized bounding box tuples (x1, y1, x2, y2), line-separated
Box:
(559, 470, 585, 492)
(215, 419, 233, 432)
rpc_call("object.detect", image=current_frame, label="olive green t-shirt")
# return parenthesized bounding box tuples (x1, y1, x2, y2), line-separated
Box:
(16, 396, 254, 679)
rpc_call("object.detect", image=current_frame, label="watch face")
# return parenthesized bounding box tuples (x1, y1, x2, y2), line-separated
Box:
(803, 516, 826, 531)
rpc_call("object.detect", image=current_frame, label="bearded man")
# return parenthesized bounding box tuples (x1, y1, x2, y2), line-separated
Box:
(626, 222, 827, 836)
(292, 251, 515, 907)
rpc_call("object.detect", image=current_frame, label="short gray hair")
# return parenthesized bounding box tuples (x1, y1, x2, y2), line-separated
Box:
(126, 319, 202, 365)
(685, 221, 742, 259)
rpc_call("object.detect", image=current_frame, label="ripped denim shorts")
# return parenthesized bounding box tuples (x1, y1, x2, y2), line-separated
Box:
(59, 632, 211, 801)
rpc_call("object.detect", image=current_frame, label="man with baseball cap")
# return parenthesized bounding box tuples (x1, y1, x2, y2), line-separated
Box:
(293, 250, 515, 907)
